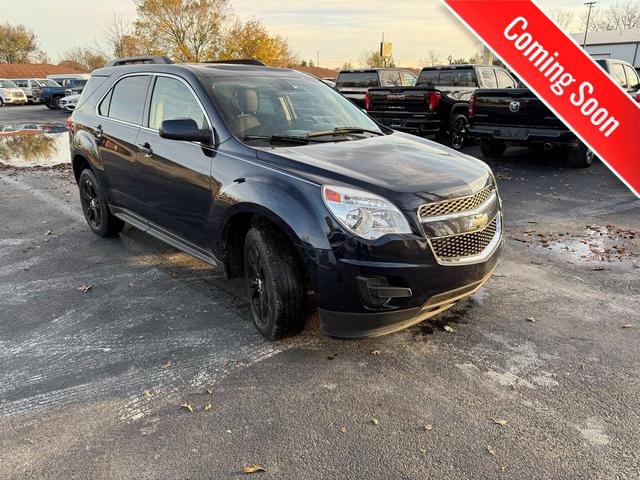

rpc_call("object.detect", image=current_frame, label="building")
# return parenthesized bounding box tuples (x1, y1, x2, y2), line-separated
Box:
(0, 63, 85, 79)
(292, 65, 340, 80)
(571, 30, 640, 68)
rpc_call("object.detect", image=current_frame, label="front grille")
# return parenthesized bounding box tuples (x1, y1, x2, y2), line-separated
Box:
(431, 217, 497, 259)
(419, 184, 494, 218)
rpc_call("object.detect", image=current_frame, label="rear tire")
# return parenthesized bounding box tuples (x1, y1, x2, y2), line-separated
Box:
(0, 98, 4, 107)
(78, 169, 124, 237)
(448, 114, 468, 150)
(244, 226, 306, 340)
(566, 144, 595, 168)
(480, 140, 507, 158)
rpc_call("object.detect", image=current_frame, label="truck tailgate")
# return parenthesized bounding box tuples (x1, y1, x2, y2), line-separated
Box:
(473, 89, 562, 128)
(368, 87, 436, 113)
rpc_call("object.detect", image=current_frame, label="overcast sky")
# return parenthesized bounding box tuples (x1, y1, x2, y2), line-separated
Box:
(4, 0, 612, 68)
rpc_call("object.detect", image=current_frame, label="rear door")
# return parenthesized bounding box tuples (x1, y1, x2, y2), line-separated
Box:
(134, 74, 214, 247)
(95, 74, 152, 212)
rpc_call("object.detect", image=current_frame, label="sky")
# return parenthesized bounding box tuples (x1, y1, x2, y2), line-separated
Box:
(3, 0, 614, 69)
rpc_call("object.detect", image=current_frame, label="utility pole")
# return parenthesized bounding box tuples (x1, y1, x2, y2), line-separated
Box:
(583, 2, 597, 48)
(316, 49, 324, 68)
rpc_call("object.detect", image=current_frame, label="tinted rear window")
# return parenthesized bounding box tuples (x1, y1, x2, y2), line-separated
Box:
(418, 68, 477, 87)
(336, 72, 379, 88)
(104, 75, 150, 124)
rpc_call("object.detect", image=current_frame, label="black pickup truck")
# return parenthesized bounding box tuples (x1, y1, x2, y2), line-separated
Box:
(365, 64, 518, 150)
(335, 68, 417, 108)
(468, 59, 639, 167)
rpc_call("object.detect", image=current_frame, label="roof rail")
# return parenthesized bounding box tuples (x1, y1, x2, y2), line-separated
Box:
(202, 59, 266, 66)
(104, 56, 174, 67)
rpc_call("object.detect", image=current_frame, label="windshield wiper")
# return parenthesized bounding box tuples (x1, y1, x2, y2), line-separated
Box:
(307, 127, 385, 138)
(243, 135, 330, 145)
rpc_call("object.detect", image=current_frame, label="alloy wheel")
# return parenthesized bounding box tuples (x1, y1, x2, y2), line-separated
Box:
(450, 117, 467, 150)
(80, 178, 102, 228)
(246, 245, 271, 327)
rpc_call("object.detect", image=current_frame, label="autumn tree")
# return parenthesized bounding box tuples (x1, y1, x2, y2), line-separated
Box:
(587, 1, 640, 31)
(220, 19, 297, 67)
(0, 23, 44, 63)
(59, 47, 109, 72)
(362, 50, 395, 68)
(134, 0, 229, 62)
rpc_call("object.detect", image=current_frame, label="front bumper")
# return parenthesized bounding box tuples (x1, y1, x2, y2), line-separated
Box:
(2, 97, 27, 105)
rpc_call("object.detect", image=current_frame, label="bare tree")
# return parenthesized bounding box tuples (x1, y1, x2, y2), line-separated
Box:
(424, 49, 441, 67)
(582, 1, 640, 31)
(548, 8, 576, 30)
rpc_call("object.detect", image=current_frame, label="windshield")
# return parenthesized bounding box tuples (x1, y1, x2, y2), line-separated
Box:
(0, 80, 18, 89)
(204, 75, 383, 144)
(37, 79, 60, 87)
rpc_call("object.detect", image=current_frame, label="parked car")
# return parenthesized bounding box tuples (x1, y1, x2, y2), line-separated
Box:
(69, 56, 503, 339)
(11, 79, 49, 103)
(40, 78, 87, 109)
(468, 59, 638, 166)
(59, 93, 80, 111)
(365, 64, 517, 150)
(335, 68, 418, 108)
(0, 79, 28, 106)
(47, 73, 90, 83)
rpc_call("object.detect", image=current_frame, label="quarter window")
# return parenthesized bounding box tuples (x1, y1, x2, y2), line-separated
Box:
(149, 76, 206, 130)
(623, 65, 640, 90)
(496, 69, 516, 88)
(105, 75, 151, 125)
(380, 70, 402, 87)
(479, 67, 497, 88)
(610, 63, 627, 88)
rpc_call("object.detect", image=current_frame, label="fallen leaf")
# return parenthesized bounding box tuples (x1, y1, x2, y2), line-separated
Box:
(419, 448, 427, 454)
(45, 229, 53, 236)
(203, 402, 212, 412)
(491, 418, 508, 427)
(487, 445, 496, 456)
(143, 389, 153, 398)
(78, 284, 92, 293)
(371, 417, 380, 426)
(500, 464, 508, 472)
(443, 325, 455, 333)
(371, 350, 381, 356)
(592, 266, 606, 271)
(327, 354, 337, 361)
(206, 388, 213, 395)
(526, 317, 536, 323)
(162, 361, 172, 369)
(180, 403, 194, 413)
(242, 464, 265, 474)
(622, 324, 634, 329)
(340, 426, 347, 433)
(423, 423, 433, 431)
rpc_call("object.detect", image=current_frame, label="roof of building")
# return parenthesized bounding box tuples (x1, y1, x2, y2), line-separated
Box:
(0, 63, 86, 79)
(571, 29, 640, 45)
(292, 65, 340, 79)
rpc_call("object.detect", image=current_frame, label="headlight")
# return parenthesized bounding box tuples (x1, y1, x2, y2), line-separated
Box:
(322, 185, 412, 240)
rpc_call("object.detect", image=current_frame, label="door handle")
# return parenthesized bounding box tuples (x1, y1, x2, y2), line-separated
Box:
(138, 142, 153, 157)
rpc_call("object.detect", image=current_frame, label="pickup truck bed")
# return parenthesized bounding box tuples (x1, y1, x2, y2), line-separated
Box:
(365, 86, 441, 136)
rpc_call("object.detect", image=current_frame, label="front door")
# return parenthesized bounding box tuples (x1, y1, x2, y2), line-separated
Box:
(134, 75, 214, 249)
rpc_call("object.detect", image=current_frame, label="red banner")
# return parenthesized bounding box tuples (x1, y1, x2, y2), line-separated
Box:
(444, 0, 640, 198)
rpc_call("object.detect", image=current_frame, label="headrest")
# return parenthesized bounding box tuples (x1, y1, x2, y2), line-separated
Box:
(236, 88, 259, 114)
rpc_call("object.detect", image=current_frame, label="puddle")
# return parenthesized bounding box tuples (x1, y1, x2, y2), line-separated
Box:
(512, 225, 640, 267)
(0, 123, 69, 168)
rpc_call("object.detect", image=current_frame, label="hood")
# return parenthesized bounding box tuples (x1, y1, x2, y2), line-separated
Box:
(255, 132, 492, 211)
(1, 88, 24, 94)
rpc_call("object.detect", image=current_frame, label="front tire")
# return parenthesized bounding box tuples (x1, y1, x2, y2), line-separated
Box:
(244, 226, 306, 340)
(448, 114, 468, 150)
(78, 169, 124, 237)
(480, 140, 507, 158)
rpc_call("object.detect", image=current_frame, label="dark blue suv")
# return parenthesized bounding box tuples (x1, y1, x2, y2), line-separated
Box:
(69, 56, 503, 339)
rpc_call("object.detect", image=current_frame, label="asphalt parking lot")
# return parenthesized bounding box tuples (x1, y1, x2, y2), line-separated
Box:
(1, 105, 639, 479)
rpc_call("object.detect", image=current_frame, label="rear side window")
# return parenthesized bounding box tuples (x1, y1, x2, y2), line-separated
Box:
(610, 63, 627, 88)
(478, 68, 497, 88)
(423, 68, 477, 87)
(103, 75, 150, 125)
(149, 76, 206, 130)
(496, 69, 516, 88)
(336, 72, 379, 88)
(14, 80, 27, 88)
(76, 75, 109, 110)
(623, 65, 640, 89)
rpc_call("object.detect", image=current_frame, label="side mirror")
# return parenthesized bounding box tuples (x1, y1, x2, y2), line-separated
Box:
(159, 118, 212, 144)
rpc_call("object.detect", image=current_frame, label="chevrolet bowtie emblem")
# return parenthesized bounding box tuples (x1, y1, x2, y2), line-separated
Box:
(469, 213, 489, 231)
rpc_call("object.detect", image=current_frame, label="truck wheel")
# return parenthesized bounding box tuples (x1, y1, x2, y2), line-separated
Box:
(53, 96, 63, 109)
(448, 114, 468, 150)
(480, 140, 507, 158)
(244, 226, 306, 340)
(566, 144, 595, 168)
(0, 98, 4, 107)
(78, 169, 124, 237)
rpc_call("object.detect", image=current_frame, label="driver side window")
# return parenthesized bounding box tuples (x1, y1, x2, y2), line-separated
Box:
(149, 76, 206, 131)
